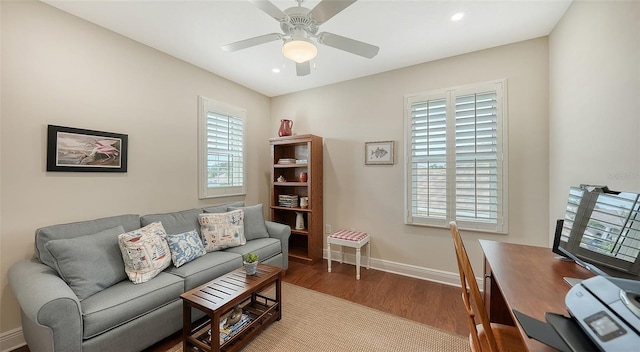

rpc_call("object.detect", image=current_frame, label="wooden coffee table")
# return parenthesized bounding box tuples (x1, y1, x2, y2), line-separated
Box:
(180, 264, 283, 352)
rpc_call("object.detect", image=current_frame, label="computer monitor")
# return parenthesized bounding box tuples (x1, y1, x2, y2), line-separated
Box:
(552, 218, 565, 257)
(557, 244, 610, 278)
(556, 185, 640, 279)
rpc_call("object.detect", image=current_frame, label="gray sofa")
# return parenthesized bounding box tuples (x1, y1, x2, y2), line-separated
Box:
(8, 202, 290, 352)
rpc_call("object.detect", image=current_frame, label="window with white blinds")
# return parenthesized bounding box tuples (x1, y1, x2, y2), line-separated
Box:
(405, 81, 507, 233)
(198, 96, 246, 199)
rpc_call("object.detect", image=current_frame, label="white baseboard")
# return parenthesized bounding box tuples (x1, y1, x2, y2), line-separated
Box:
(1, 253, 479, 352)
(0, 327, 25, 352)
(323, 248, 483, 288)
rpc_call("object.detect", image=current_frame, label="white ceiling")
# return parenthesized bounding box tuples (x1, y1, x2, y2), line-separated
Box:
(42, 0, 573, 97)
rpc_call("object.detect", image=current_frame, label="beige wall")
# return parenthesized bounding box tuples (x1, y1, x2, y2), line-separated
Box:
(0, 1, 271, 340)
(3, 0, 638, 348)
(548, 0, 640, 236)
(271, 37, 550, 278)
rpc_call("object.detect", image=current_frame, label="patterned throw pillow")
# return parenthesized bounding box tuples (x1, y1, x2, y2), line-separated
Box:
(118, 222, 171, 284)
(165, 229, 207, 268)
(227, 204, 270, 241)
(199, 210, 245, 252)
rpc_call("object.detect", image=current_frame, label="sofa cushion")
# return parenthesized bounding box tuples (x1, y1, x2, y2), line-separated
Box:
(198, 210, 245, 252)
(165, 230, 206, 268)
(224, 238, 283, 265)
(227, 204, 270, 241)
(118, 222, 171, 284)
(35, 214, 141, 271)
(202, 201, 244, 214)
(140, 208, 202, 236)
(164, 251, 242, 291)
(45, 226, 127, 300)
(80, 272, 183, 339)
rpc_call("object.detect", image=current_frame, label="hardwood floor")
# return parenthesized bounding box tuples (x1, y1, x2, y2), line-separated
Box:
(13, 260, 470, 352)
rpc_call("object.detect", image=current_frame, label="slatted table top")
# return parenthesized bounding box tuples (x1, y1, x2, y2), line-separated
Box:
(181, 264, 283, 315)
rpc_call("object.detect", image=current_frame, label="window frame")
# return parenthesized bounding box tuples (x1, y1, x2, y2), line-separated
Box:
(404, 80, 509, 234)
(197, 96, 247, 199)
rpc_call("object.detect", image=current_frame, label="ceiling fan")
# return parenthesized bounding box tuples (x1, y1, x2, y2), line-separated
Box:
(221, 0, 380, 76)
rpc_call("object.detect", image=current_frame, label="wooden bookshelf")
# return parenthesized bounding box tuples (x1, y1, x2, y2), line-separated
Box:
(269, 134, 323, 264)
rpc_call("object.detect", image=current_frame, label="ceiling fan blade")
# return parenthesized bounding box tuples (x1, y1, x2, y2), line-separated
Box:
(221, 33, 282, 52)
(317, 32, 379, 59)
(309, 0, 357, 25)
(296, 61, 311, 76)
(248, 0, 288, 22)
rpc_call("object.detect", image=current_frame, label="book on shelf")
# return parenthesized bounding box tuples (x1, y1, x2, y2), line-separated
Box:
(277, 158, 296, 165)
(207, 313, 252, 344)
(278, 194, 299, 207)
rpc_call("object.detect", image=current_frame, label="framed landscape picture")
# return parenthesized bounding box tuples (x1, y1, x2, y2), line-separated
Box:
(47, 125, 128, 172)
(365, 141, 394, 165)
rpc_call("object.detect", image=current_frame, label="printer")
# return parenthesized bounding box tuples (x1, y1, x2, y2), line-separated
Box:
(564, 275, 640, 351)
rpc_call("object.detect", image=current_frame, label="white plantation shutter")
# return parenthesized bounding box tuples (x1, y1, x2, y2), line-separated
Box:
(408, 95, 448, 227)
(198, 96, 246, 198)
(405, 81, 507, 233)
(454, 91, 500, 225)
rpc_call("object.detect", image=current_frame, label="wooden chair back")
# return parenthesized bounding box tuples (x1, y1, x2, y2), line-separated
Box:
(449, 221, 500, 352)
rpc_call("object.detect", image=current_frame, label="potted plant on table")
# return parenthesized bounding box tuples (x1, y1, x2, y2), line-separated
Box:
(243, 253, 259, 275)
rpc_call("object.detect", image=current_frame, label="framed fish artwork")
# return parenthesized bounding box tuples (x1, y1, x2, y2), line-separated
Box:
(46, 125, 128, 172)
(365, 141, 394, 165)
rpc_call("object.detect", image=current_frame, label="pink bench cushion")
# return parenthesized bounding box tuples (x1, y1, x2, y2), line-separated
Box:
(329, 229, 368, 242)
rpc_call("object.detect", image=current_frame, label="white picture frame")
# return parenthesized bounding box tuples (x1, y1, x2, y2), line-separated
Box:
(365, 141, 394, 165)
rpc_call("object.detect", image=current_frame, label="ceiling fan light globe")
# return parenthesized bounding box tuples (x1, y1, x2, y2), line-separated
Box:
(282, 39, 317, 63)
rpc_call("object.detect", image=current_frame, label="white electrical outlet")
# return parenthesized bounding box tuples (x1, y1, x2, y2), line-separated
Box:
(325, 224, 331, 234)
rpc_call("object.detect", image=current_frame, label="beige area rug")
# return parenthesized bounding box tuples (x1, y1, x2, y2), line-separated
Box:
(170, 283, 469, 352)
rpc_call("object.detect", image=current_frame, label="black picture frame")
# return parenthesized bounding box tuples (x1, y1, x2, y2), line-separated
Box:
(47, 125, 128, 172)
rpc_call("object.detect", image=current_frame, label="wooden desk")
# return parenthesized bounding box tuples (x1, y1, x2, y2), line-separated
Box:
(480, 240, 593, 351)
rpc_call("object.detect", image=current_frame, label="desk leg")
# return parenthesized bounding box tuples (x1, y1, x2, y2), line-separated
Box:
(484, 258, 515, 326)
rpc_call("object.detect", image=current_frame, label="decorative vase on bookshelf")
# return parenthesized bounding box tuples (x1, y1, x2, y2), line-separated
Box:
(278, 119, 293, 137)
(295, 212, 305, 230)
(300, 196, 309, 209)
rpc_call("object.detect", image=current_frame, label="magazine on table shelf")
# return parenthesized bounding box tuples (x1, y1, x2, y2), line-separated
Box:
(206, 313, 252, 344)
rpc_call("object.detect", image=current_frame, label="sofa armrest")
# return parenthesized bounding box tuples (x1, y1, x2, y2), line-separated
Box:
(8, 259, 83, 352)
(265, 221, 291, 270)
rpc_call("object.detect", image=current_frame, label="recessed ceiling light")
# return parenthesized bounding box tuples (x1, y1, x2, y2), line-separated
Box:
(272, 68, 281, 73)
(451, 12, 464, 21)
